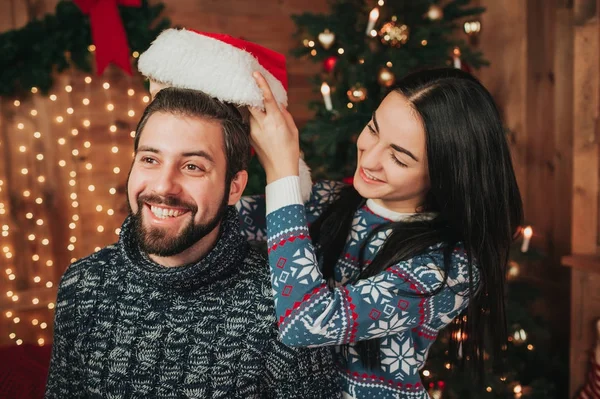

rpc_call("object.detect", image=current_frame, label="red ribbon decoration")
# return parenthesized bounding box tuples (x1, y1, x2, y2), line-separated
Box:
(73, 0, 141, 75)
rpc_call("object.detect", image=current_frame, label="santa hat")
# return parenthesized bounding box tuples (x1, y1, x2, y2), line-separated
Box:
(138, 28, 312, 202)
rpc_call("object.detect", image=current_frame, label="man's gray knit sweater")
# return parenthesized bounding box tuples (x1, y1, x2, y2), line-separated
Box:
(45, 207, 340, 398)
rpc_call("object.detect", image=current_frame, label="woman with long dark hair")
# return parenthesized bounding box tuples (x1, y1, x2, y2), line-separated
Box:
(238, 67, 523, 398)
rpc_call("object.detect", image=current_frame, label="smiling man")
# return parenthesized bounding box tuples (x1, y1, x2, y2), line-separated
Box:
(45, 88, 340, 398)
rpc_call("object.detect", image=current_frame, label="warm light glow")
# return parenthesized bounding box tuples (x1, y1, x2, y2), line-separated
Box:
(85, 76, 92, 84)
(103, 82, 110, 89)
(71, 201, 79, 208)
(111, 146, 119, 153)
(21, 168, 28, 175)
(32, 254, 40, 261)
(67, 107, 74, 114)
(513, 384, 522, 394)
(49, 95, 57, 101)
(85, 163, 92, 170)
(48, 303, 55, 309)
(82, 98, 90, 105)
(58, 138, 66, 145)
(422, 370, 430, 377)
(72, 215, 79, 221)
(83, 119, 91, 127)
(69, 223, 76, 229)
(41, 238, 49, 245)
(109, 188, 117, 195)
(32, 298, 39, 305)
(523, 226, 533, 239)
(32, 319, 38, 325)
(35, 197, 43, 204)
(88, 44, 96, 52)
(84, 141, 91, 148)
(36, 154, 44, 160)
(23, 190, 31, 197)
(337, 48, 345, 54)
(13, 317, 20, 323)
(128, 110, 135, 117)
(19, 146, 26, 152)
(34, 276, 41, 283)
(486, 387, 492, 393)
(36, 219, 43, 226)
(46, 281, 53, 288)
(88, 185, 95, 192)
(70, 236, 77, 243)
(107, 209, 115, 216)
(56, 116, 64, 123)
(113, 167, 121, 174)
(106, 103, 115, 111)
(65, 85, 72, 93)
(132, 51, 140, 58)
(25, 213, 33, 219)
(96, 205, 103, 212)
(128, 89, 135, 96)
(72, 149, 79, 156)
(110, 125, 117, 132)
(16, 339, 23, 345)
(17, 123, 24, 130)
(5, 311, 12, 318)
(9, 333, 15, 339)
(31, 87, 38, 93)
(71, 129, 79, 136)
(310, 49, 317, 56)
(59, 160, 66, 167)
(14, 100, 21, 106)
(321, 83, 331, 95)
(97, 225, 104, 233)
(40, 322, 47, 329)
(33, 131, 41, 138)
(46, 260, 53, 267)
(143, 95, 150, 103)
(31, 110, 38, 116)
(38, 338, 45, 346)
(38, 176, 45, 183)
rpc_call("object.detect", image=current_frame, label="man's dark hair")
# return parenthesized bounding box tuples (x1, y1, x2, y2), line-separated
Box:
(134, 87, 251, 182)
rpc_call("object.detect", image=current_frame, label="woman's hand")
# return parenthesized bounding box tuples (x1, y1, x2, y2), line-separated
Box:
(248, 72, 300, 183)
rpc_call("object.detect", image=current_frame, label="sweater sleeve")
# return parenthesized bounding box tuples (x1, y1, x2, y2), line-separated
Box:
(45, 264, 84, 398)
(265, 177, 476, 348)
(236, 179, 346, 242)
(262, 340, 341, 398)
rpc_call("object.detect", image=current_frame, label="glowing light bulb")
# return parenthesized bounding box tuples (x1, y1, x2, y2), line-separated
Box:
(65, 85, 72, 92)
(71, 129, 79, 136)
(82, 98, 90, 105)
(49, 95, 57, 101)
(58, 138, 66, 145)
(103, 82, 110, 89)
(88, 185, 95, 192)
(85, 76, 92, 84)
(110, 125, 117, 133)
(83, 120, 91, 127)
(106, 103, 114, 111)
(33, 131, 41, 138)
(128, 89, 135, 96)
(19, 146, 26, 152)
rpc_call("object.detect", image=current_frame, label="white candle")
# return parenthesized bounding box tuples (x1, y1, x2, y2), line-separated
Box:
(320, 82, 333, 111)
(452, 47, 461, 69)
(521, 226, 533, 252)
(366, 8, 380, 35)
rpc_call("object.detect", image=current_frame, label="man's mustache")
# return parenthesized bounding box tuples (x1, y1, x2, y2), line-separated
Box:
(137, 194, 197, 212)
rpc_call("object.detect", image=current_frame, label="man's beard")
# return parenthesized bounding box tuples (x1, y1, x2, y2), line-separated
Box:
(129, 187, 230, 258)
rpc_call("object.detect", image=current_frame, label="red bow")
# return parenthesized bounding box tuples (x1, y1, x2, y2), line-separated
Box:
(73, 0, 141, 75)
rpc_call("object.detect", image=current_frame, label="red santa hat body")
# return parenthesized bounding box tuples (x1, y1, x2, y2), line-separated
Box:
(138, 28, 312, 202)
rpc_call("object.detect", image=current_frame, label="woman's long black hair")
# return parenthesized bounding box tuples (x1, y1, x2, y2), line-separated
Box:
(309, 68, 523, 377)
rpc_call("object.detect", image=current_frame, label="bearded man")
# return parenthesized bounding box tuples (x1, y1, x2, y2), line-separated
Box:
(45, 87, 339, 398)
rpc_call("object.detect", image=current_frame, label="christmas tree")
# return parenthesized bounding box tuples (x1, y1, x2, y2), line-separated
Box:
(289, 1, 567, 397)
(291, 0, 486, 180)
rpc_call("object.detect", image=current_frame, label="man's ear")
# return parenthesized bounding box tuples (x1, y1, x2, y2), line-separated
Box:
(228, 170, 249, 205)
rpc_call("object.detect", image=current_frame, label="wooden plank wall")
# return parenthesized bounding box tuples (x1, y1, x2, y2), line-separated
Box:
(475, 0, 574, 396)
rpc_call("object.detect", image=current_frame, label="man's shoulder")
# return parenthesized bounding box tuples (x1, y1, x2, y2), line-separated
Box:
(59, 243, 121, 290)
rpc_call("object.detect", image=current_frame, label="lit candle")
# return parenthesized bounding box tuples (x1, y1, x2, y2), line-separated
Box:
(366, 8, 380, 35)
(521, 226, 533, 252)
(452, 47, 461, 69)
(320, 82, 333, 111)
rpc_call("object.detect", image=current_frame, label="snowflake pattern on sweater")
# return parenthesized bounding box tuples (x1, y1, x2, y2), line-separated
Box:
(237, 180, 478, 399)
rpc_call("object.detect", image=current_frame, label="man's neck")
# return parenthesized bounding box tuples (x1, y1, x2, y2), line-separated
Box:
(148, 224, 221, 267)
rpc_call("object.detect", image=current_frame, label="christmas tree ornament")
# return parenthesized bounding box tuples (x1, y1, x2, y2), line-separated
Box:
(347, 84, 367, 102)
(452, 47, 461, 69)
(425, 4, 444, 21)
(521, 226, 533, 252)
(511, 325, 527, 345)
(463, 20, 481, 36)
(365, 7, 380, 35)
(507, 261, 520, 280)
(379, 22, 410, 47)
(318, 29, 336, 50)
(320, 82, 333, 111)
(323, 55, 338, 72)
(377, 67, 396, 87)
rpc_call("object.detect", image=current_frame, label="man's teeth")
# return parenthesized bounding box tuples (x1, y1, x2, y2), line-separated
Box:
(150, 205, 185, 219)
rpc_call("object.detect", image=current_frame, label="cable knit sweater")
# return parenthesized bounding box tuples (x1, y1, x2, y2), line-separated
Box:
(45, 207, 340, 399)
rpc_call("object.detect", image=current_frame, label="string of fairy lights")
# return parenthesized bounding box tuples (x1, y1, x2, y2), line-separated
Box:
(1, 46, 150, 347)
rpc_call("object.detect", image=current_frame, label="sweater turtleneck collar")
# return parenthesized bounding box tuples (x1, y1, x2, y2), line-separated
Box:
(119, 206, 249, 291)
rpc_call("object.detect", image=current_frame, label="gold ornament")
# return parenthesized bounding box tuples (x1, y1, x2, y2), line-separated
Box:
(318, 29, 336, 50)
(347, 85, 367, 103)
(377, 67, 396, 87)
(379, 22, 410, 47)
(426, 4, 443, 21)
